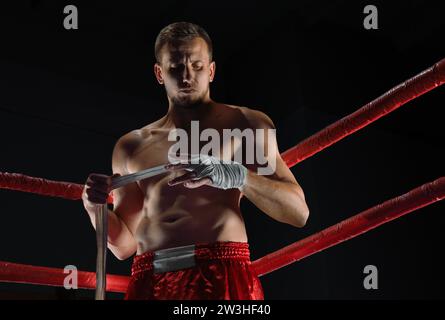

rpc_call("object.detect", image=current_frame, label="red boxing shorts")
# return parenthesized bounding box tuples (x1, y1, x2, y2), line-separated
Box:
(124, 241, 264, 300)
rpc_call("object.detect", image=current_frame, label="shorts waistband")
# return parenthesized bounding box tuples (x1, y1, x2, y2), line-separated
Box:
(131, 241, 250, 276)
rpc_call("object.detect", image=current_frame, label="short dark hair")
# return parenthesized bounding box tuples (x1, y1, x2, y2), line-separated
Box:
(154, 22, 213, 63)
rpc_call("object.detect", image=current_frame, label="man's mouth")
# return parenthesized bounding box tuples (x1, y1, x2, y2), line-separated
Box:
(179, 88, 196, 93)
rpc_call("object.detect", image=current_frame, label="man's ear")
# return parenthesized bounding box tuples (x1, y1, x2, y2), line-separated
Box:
(209, 61, 216, 83)
(154, 63, 164, 84)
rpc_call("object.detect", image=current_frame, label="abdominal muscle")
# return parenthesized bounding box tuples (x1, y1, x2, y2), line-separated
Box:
(134, 182, 248, 254)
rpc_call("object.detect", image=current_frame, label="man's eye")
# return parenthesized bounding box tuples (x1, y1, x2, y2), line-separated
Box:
(193, 64, 203, 69)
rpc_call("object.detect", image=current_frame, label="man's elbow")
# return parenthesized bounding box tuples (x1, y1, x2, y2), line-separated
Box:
(294, 208, 310, 228)
(276, 207, 309, 228)
(114, 252, 133, 261)
(289, 189, 310, 228)
(289, 201, 310, 228)
(109, 244, 136, 261)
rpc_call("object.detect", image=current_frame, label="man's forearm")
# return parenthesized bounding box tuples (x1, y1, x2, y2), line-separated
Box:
(240, 170, 309, 227)
(86, 208, 137, 259)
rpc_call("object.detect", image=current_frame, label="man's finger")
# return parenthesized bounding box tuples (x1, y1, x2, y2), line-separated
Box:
(165, 163, 191, 171)
(168, 172, 198, 186)
(86, 188, 109, 198)
(86, 180, 108, 188)
(183, 178, 212, 189)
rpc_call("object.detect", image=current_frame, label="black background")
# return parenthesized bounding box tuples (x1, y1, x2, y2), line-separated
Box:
(0, 0, 444, 299)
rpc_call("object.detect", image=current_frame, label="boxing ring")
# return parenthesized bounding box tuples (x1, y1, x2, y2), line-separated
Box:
(1, 58, 444, 298)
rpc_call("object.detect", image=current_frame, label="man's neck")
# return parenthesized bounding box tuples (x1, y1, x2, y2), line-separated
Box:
(166, 99, 215, 129)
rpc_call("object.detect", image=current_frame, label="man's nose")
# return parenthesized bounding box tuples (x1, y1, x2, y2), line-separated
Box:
(181, 64, 192, 83)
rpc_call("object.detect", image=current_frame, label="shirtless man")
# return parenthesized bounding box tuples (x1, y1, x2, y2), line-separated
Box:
(82, 22, 309, 300)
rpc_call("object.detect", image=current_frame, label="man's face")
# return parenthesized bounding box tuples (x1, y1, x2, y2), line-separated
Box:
(155, 37, 215, 108)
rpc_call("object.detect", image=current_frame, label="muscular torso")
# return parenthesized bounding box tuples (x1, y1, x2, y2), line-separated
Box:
(122, 104, 251, 254)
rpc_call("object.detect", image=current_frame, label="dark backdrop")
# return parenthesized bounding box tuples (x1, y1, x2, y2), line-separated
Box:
(0, 0, 444, 299)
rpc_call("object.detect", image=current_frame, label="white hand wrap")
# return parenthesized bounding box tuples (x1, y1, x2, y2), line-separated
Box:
(182, 154, 248, 190)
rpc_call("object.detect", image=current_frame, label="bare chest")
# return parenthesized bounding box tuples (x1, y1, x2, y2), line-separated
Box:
(126, 128, 244, 193)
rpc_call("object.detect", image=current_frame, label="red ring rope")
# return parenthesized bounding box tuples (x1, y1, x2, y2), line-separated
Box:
(0, 261, 128, 293)
(251, 177, 445, 276)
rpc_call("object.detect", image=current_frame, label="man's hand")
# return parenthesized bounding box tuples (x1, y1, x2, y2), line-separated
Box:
(82, 173, 120, 213)
(165, 154, 247, 190)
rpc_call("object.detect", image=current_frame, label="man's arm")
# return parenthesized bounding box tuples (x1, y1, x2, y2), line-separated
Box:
(82, 133, 144, 260)
(240, 109, 310, 227)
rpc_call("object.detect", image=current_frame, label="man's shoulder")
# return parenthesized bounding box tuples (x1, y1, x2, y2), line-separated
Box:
(113, 117, 167, 154)
(222, 104, 275, 129)
(113, 130, 142, 158)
